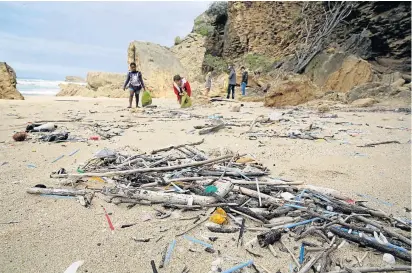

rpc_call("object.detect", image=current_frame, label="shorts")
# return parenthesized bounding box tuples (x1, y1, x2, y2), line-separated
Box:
(128, 86, 141, 93)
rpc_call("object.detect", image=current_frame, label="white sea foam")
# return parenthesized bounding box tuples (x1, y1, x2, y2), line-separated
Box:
(16, 78, 86, 96)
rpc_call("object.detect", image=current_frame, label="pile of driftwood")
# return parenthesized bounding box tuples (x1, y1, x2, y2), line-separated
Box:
(28, 140, 411, 272)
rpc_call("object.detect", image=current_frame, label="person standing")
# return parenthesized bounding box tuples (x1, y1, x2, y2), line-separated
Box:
(240, 66, 248, 96)
(204, 71, 212, 97)
(227, 65, 236, 99)
(123, 62, 146, 108)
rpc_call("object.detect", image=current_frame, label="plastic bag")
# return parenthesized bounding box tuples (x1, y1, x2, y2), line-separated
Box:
(141, 90, 152, 107)
(180, 93, 192, 108)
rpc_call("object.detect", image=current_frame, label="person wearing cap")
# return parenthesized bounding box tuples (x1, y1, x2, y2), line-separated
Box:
(173, 74, 192, 103)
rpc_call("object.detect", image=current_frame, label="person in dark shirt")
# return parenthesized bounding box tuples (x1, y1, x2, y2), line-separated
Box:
(240, 66, 248, 96)
(123, 62, 146, 108)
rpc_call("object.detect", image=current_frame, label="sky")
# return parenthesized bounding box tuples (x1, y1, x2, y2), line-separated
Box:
(0, 1, 211, 80)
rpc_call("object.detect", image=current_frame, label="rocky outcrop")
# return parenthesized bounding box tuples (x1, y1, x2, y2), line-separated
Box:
(128, 41, 186, 98)
(65, 76, 85, 83)
(0, 62, 24, 100)
(222, 2, 301, 58)
(57, 83, 127, 98)
(87, 72, 125, 90)
(171, 33, 207, 82)
(323, 55, 374, 92)
(351, 98, 377, 107)
(264, 75, 321, 107)
(346, 82, 411, 105)
(57, 72, 127, 98)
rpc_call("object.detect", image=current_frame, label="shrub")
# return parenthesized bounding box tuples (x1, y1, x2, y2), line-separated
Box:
(244, 53, 277, 73)
(174, 36, 182, 45)
(204, 54, 228, 74)
(206, 1, 228, 18)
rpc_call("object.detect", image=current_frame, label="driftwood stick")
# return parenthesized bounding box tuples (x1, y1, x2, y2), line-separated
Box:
(27, 187, 86, 196)
(355, 216, 411, 246)
(233, 185, 282, 204)
(229, 208, 264, 224)
(150, 139, 204, 154)
(329, 227, 411, 262)
(280, 239, 300, 268)
(198, 122, 225, 135)
(130, 181, 233, 206)
(184, 145, 209, 160)
(51, 154, 233, 178)
(200, 170, 267, 177)
(297, 250, 325, 273)
(326, 266, 412, 273)
(177, 208, 214, 236)
(245, 115, 264, 133)
(357, 141, 401, 148)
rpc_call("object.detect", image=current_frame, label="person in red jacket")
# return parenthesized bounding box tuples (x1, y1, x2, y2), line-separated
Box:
(173, 74, 191, 103)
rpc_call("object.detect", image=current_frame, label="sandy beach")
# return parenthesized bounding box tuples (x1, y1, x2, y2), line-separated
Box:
(0, 96, 411, 273)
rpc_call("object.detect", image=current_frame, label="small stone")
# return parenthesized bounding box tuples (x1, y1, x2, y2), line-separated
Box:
(97, 243, 101, 246)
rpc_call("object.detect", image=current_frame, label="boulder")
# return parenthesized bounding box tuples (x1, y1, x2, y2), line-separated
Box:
(351, 98, 377, 107)
(0, 62, 24, 100)
(346, 82, 410, 103)
(65, 76, 86, 83)
(381, 72, 403, 85)
(391, 78, 406, 89)
(264, 75, 321, 107)
(128, 41, 186, 98)
(304, 52, 349, 87)
(87, 72, 125, 90)
(323, 55, 373, 92)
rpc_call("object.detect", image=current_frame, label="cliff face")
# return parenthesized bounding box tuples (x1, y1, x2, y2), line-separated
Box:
(65, 76, 85, 83)
(205, 1, 411, 72)
(222, 2, 301, 58)
(0, 62, 24, 100)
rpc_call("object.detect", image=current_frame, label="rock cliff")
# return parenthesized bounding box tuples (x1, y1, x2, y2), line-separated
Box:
(128, 41, 186, 98)
(0, 62, 24, 100)
(170, 1, 411, 107)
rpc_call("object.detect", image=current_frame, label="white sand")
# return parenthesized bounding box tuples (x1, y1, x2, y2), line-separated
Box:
(0, 96, 410, 272)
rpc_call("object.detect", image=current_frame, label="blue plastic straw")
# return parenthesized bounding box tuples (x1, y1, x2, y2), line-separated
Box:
(299, 244, 305, 264)
(27, 164, 36, 169)
(51, 154, 64, 163)
(183, 235, 213, 249)
(222, 260, 253, 273)
(68, 149, 80, 156)
(296, 189, 306, 201)
(284, 204, 306, 209)
(164, 239, 176, 266)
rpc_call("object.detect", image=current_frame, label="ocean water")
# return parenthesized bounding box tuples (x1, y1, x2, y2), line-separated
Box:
(17, 78, 86, 96)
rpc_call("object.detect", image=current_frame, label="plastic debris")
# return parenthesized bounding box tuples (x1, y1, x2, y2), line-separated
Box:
(205, 185, 218, 194)
(383, 253, 396, 264)
(102, 206, 114, 231)
(184, 235, 213, 249)
(209, 207, 228, 225)
(299, 244, 305, 264)
(164, 239, 176, 266)
(68, 149, 80, 156)
(63, 260, 84, 273)
(222, 260, 253, 273)
(27, 164, 36, 169)
(280, 192, 295, 201)
(95, 148, 116, 158)
(89, 136, 99, 141)
(51, 155, 65, 163)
